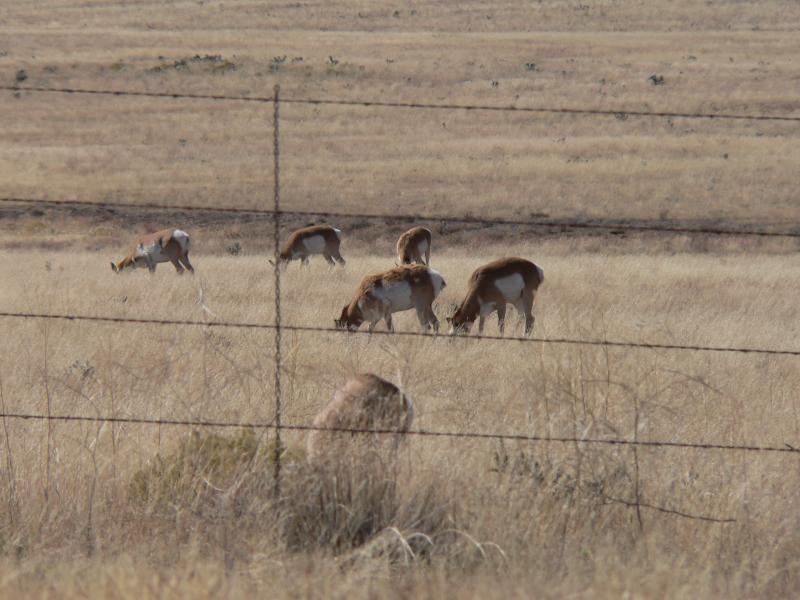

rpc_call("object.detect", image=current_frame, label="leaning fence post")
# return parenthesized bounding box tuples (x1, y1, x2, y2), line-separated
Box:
(271, 84, 283, 496)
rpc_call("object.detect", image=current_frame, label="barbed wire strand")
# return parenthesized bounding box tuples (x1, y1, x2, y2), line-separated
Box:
(0, 411, 796, 455)
(4, 84, 800, 122)
(1, 310, 800, 357)
(1, 196, 798, 239)
(601, 494, 736, 523)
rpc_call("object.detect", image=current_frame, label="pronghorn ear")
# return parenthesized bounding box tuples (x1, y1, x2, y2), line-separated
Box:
(268, 258, 275, 266)
(111, 262, 118, 273)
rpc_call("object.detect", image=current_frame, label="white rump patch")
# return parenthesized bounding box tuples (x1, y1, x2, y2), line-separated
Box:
(494, 273, 525, 301)
(417, 239, 429, 254)
(333, 228, 342, 240)
(428, 269, 446, 298)
(302, 234, 327, 254)
(172, 229, 191, 252)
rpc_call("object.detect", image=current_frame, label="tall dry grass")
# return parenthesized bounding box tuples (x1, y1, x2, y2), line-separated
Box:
(0, 243, 798, 597)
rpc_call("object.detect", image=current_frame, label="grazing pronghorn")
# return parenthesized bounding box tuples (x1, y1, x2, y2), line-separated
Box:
(335, 264, 446, 333)
(306, 373, 414, 462)
(270, 224, 345, 267)
(110, 229, 193, 274)
(396, 226, 432, 265)
(447, 257, 543, 336)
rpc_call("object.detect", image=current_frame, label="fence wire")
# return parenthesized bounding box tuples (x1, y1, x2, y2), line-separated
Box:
(4, 84, 800, 122)
(2, 310, 800, 357)
(0, 411, 796, 455)
(2, 196, 799, 239)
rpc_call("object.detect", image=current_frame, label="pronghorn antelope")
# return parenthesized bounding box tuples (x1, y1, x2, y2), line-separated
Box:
(110, 229, 193, 274)
(447, 257, 543, 336)
(396, 226, 432, 265)
(306, 373, 414, 463)
(270, 224, 345, 267)
(335, 264, 446, 333)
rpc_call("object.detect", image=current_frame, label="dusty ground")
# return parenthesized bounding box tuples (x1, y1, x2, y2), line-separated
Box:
(1, 1, 799, 598)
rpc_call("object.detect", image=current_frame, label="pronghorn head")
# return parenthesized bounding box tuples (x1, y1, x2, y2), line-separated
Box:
(110, 256, 140, 273)
(334, 304, 362, 331)
(267, 250, 292, 268)
(446, 303, 474, 335)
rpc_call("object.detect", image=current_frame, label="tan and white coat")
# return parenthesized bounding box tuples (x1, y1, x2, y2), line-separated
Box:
(306, 373, 414, 462)
(335, 264, 446, 333)
(111, 228, 193, 274)
(272, 224, 345, 267)
(447, 257, 543, 336)
(396, 226, 432, 265)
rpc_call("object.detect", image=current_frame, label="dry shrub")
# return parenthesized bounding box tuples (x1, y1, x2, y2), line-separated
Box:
(276, 450, 491, 568)
(128, 429, 262, 515)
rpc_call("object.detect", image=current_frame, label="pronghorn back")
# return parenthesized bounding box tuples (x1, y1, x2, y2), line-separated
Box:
(112, 228, 194, 274)
(396, 226, 432, 265)
(279, 224, 345, 266)
(336, 264, 446, 332)
(448, 257, 543, 336)
(467, 257, 543, 290)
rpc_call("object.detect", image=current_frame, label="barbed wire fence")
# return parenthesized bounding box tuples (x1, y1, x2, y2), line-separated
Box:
(271, 84, 283, 496)
(3, 195, 800, 239)
(1, 83, 799, 527)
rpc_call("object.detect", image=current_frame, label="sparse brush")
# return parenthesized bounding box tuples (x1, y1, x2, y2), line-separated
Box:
(128, 429, 260, 514)
(276, 452, 480, 567)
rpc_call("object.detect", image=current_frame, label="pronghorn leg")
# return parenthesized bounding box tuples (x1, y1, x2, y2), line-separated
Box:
(169, 257, 185, 274)
(180, 253, 194, 273)
(427, 306, 439, 334)
(522, 292, 535, 336)
(322, 252, 336, 267)
(496, 304, 507, 336)
(415, 306, 431, 332)
(478, 316, 485, 334)
(384, 312, 394, 333)
(415, 300, 438, 333)
(512, 297, 526, 331)
(332, 249, 346, 266)
(301, 256, 310, 267)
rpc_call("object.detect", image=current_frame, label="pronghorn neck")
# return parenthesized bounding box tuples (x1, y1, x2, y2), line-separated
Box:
(336, 301, 363, 329)
(455, 289, 481, 323)
(345, 300, 364, 326)
(114, 255, 137, 272)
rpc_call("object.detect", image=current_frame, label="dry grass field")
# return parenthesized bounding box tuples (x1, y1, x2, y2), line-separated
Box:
(1, 1, 800, 598)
